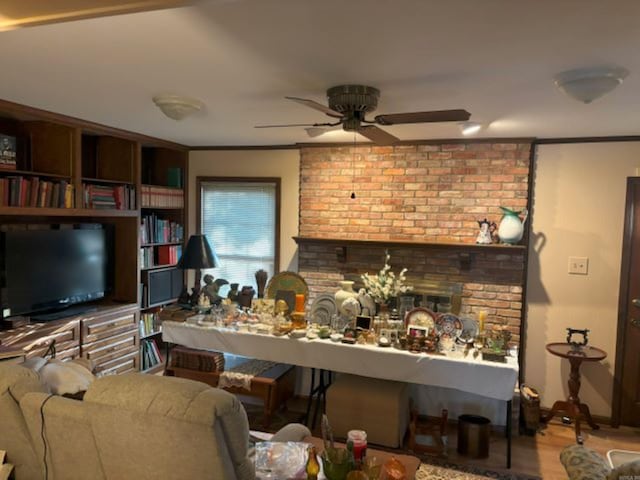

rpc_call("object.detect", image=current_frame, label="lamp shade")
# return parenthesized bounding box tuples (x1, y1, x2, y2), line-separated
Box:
(177, 234, 220, 269)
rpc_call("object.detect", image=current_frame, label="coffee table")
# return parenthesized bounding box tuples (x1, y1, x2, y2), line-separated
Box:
(543, 342, 607, 444)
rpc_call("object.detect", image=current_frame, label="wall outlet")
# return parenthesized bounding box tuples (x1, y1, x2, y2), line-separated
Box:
(568, 256, 589, 275)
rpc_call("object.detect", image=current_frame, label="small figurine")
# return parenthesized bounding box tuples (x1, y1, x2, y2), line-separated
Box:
(202, 274, 229, 305)
(476, 218, 497, 244)
(227, 283, 239, 302)
(357, 288, 376, 317)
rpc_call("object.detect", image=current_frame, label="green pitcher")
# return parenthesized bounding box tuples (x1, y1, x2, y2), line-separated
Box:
(497, 207, 528, 244)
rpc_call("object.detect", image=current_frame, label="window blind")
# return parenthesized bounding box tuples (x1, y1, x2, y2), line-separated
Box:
(200, 181, 276, 294)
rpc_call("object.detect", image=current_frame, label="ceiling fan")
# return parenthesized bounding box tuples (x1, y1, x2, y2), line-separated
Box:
(255, 84, 471, 145)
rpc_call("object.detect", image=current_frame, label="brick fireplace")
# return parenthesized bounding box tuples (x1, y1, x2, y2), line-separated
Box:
(297, 141, 532, 342)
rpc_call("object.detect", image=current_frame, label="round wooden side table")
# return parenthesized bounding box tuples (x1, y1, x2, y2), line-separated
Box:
(543, 342, 607, 444)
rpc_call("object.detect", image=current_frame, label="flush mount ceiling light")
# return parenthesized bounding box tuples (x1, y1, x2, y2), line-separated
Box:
(152, 94, 204, 120)
(554, 66, 629, 104)
(460, 121, 481, 136)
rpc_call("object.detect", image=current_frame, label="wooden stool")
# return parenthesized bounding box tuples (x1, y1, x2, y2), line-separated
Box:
(408, 408, 448, 456)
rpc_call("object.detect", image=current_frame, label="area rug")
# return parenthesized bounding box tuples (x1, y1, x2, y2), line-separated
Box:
(416, 456, 541, 480)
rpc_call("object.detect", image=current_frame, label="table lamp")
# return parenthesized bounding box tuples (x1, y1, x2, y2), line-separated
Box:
(177, 234, 220, 305)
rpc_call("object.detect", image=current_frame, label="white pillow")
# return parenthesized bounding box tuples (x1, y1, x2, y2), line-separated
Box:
(24, 357, 95, 395)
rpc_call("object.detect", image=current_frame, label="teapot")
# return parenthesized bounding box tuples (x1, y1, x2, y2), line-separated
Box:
(497, 207, 528, 244)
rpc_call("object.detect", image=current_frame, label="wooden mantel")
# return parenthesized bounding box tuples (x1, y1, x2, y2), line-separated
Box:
(292, 236, 526, 269)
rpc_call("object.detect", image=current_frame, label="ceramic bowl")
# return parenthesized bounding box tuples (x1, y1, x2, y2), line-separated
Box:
(330, 333, 343, 342)
(289, 329, 307, 339)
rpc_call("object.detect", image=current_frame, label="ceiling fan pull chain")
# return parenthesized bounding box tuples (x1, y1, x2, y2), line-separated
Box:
(351, 130, 356, 199)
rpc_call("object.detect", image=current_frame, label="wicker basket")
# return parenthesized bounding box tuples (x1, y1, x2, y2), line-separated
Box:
(521, 385, 541, 434)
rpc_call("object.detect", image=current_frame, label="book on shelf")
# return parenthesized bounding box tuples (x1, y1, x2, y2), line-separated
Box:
(141, 185, 184, 208)
(140, 244, 182, 269)
(83, 183, 135, 210)
(141, 339, 162, 370)
(139, 312, 161, 337)
(140, 214, 184, 244)
(0, 133, 17, 171)
(0, 176, 74, 208)
(157, 245, 182, 266)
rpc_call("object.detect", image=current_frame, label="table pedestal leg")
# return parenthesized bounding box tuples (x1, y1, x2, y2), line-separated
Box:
(542, 357, 598, 444)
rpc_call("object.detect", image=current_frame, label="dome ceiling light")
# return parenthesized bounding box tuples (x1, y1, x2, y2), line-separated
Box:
(554, 66, 629, 104)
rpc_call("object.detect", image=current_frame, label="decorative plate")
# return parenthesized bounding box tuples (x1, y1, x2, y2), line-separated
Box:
(405, 307, 436, 329)
(310, 294, 337, 325)
(436, 313, 463, 339)
(459, 317, 479, 342)
(265, 271, 309, 300)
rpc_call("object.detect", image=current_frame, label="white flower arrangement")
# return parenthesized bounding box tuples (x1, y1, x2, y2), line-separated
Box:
(360, 250, 413, 304)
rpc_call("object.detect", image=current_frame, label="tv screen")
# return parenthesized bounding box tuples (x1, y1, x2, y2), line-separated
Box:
(1, 228, 110, 317)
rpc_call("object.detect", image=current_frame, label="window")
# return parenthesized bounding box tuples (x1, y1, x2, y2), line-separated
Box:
(198, 177, 280, 294)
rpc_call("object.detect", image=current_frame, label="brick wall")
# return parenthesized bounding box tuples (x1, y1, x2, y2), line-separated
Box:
(299, 143, 530, 242)
(297, 142, 532, 342)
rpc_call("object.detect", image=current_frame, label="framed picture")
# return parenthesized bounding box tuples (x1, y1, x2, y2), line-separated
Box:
(407, 325, 429, 338)
(356, 315, 372, 331)
(0, 134, 17, 170)
(251, 298, 275, 315)
(379, 328, 399, 342)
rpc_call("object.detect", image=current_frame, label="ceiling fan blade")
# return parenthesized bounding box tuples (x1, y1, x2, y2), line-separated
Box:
(255, 122, 336, 129)
(356, 125, 400, 145)
(305, 125, 342, 138)
(375, 109, 471, 125)
(285, 96, 343, 118)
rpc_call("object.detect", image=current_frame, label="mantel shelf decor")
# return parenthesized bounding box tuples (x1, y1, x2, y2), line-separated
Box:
(292, 236, 525, 270)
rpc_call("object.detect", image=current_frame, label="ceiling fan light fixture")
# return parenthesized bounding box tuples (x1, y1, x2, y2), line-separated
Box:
(152, 94, 204, 120)
(554, 66, 629, 104)
(460, 121, 481, 136)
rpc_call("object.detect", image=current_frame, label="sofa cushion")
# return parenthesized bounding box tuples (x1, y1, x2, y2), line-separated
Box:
(0, 363, 46, 480)
(20, 392, 105, 480)
(83, 373, 254, 480)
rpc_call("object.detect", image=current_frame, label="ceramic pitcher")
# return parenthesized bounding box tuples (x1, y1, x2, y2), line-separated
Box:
(497, 207, 528, 244)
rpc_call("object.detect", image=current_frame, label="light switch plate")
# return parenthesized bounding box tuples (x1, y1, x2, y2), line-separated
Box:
(568, 256, 589, 275)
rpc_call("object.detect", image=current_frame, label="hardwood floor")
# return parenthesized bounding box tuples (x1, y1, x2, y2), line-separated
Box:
(438, 419, 639, 479)
(278, 397, 640, 479)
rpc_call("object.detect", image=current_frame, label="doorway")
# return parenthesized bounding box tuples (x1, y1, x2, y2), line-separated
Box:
(613, 177, 640, 427)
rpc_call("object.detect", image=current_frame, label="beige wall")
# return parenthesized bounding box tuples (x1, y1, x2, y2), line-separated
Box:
(526, 142, 640, 417)
(188, 149, 300, 272)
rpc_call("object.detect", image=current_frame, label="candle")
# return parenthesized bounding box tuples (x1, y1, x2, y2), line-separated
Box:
(478, 310, 487, 333)
(295, 294, 305, 312)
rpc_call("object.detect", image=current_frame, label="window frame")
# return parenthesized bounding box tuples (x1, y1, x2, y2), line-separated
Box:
(196, 176, 281, 277)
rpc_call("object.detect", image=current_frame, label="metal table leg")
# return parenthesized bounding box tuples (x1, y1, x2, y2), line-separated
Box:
(506, 400, 512, 469)
(304, 368, 317, 426)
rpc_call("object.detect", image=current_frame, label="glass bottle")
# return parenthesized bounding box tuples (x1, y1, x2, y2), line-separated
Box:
(306, 445, 320, 480)
(398, 295, 415, 324)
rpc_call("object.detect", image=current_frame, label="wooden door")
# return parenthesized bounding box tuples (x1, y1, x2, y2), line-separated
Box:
(613, 178, 640, 426)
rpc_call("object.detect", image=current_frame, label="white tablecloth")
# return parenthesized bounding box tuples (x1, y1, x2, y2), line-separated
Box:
(163, 321, 518, 402)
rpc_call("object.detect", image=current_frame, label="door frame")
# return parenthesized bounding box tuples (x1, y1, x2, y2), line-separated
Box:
(612, 177, 640, 427)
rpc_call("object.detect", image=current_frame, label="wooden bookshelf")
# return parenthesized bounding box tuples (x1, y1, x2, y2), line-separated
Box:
(0, 98, 188, 374)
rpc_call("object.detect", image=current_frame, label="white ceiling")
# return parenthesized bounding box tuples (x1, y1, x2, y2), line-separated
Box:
(1, 0, 639, 146)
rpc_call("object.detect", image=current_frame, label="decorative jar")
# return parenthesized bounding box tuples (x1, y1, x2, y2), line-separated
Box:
(335, 280, 358, 316)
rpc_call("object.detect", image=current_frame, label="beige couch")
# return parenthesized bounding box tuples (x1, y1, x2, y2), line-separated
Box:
(0, 363, 310, 480)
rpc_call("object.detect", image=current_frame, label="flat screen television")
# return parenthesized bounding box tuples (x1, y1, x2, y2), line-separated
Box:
(0, 227, 111, 319)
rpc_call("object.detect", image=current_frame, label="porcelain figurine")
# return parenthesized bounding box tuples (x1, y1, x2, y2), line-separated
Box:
(498, 207, 528, 244)
(357, 288, 376, 317)
(476, 218, 497, 244)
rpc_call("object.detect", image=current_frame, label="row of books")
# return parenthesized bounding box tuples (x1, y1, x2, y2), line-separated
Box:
(139, 312, 161, 337)
(141, 339, 163, 371)
(140, 214, 184, 244)
(0, 176, 74, 208)
(141, 185, 184, 208)
(140, 244, 182, 269)
(83, 183, 135, 210)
